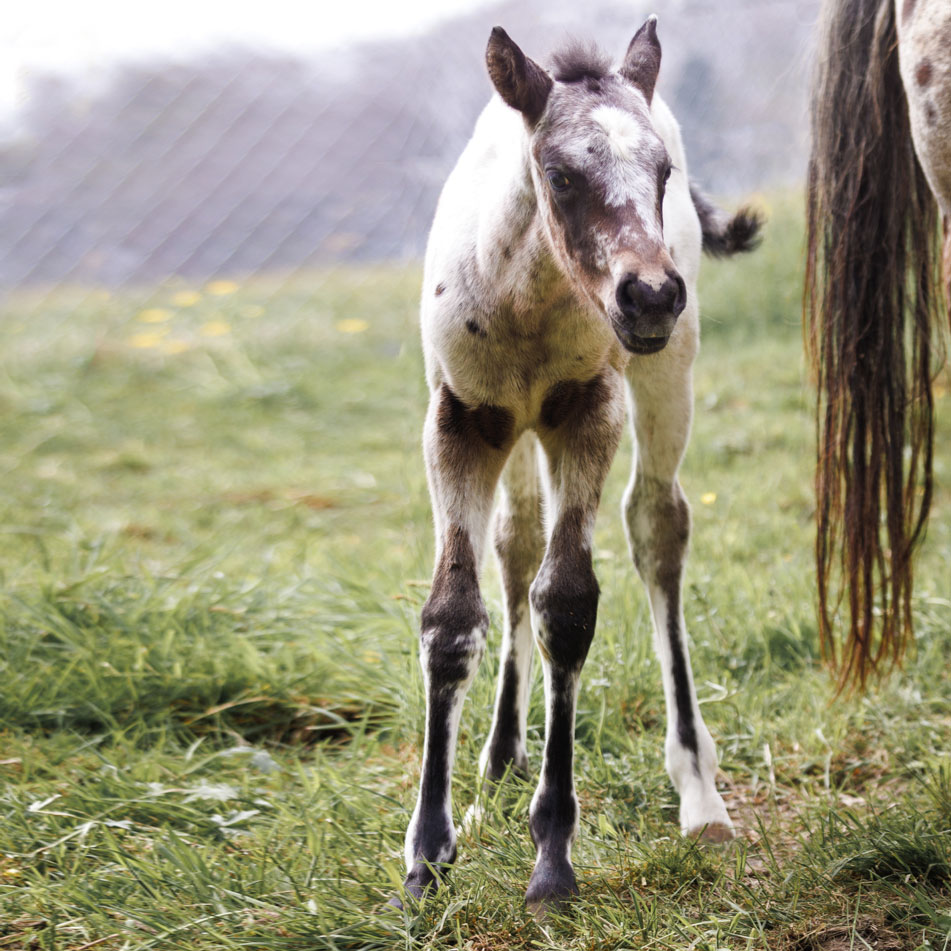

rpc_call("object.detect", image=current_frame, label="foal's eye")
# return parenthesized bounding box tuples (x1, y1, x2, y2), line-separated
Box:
(664, 165, 672, 184)
(546, 170, 572, 193)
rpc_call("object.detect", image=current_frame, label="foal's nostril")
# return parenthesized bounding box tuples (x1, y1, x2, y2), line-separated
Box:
(670, 273, 687, 317)
(619, 277, 641, 312)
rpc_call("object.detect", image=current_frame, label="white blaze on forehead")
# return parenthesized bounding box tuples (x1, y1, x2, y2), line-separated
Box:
(591, 104, 644, 160)
(582, 103, 662, 215)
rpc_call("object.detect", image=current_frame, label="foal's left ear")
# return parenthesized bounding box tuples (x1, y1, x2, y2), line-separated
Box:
(486, 27, 553, 126)
(620, 14, 662, 104)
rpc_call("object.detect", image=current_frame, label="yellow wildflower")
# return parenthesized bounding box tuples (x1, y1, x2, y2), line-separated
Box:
(336, 319, 369, 334)
(171, 291, 202, 307)
(700, 492, 717, 505)
(206, 280, 238, 296)
(201, 321, 231, 337)
(129, 331, 168, 349)
(137, 308, 172, 324)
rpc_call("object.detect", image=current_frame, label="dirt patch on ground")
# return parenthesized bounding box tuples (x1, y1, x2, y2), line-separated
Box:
(779, 916, 908, 951)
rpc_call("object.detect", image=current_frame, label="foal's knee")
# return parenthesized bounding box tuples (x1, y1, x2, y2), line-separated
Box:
(420, 526, 489, 684)
(623, 476, 690, 582)
(529, 552, 599, 670)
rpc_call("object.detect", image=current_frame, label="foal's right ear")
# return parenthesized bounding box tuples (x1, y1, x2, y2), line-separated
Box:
(486, 27, 553, 125)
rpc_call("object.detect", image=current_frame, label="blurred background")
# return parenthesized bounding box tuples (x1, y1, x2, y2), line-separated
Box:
(0, 0, 818, 295)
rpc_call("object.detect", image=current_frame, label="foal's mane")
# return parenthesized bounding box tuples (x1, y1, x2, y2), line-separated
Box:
(549, 41, 614, 84)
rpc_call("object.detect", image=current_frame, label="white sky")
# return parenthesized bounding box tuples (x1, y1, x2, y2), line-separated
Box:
(0, 0, 494, 117)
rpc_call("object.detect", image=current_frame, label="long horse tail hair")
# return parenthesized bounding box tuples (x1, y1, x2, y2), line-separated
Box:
(805, 0, 947, 691)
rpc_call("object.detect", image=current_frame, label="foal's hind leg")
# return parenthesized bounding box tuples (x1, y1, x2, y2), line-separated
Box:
(480, 432, 545, 781)
(400, 385, 514, 903)
(623, 337, 733, 841)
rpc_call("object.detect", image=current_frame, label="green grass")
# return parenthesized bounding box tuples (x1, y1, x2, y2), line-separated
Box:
(1, 192, 951, 949)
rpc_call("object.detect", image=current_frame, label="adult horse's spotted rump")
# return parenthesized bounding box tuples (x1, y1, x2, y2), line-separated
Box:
(399, 17, 761, 913)
(806, 0, 951, 691)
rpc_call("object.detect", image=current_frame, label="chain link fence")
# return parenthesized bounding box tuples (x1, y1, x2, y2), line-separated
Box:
(0, 0, 817, 307)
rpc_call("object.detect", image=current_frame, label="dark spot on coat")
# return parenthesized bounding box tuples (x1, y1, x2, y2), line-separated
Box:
(473, 404, 515, 450)
(465, 318, 487, 337)
(916, 59, 933, 88)
(436, 385, 470, 441)
(502, 246, 513, 260)
(436, 384, 514, 452)
(539, 375, 608, 429)
(435, 282, 446, 296)
(925, 101, 938, 126)
(902, 0, 916, 22)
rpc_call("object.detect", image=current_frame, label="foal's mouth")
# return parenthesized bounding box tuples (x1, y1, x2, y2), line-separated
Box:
(612, 324, 671, 355)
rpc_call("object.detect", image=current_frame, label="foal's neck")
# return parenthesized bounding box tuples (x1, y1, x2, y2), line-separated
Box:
(481, 135, 572, 315)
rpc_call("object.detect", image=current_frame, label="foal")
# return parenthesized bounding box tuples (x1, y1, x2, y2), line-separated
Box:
(401, 18, 761, 912)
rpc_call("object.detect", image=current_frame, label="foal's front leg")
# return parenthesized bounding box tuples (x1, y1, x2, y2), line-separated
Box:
(525, 374, 625, 912)
(401, 385, 513, 903)
(624, 341, 733, 841)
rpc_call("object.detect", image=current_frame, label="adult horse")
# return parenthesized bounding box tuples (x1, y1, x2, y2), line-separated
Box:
(806, 0, 951, 690)
(398, 18, 760, 913)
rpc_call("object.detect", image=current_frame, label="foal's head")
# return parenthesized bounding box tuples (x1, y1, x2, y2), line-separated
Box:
(487, 18, 684, 354)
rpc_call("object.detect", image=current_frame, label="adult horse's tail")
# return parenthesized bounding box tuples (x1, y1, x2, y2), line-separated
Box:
(806, 0, 946, 690)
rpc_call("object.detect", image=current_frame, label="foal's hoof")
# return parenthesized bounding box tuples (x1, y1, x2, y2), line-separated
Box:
(388, 861, 445, 910)
(680, 787, 735, 844)
(480, 749, 530, 785)
(387, 883, 424, 912)
(524, 858, 578, 918)
(686, 820, 735, 844)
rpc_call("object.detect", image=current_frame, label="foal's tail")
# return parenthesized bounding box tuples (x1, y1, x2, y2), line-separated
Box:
(689, 185, 763, 258)
(805, 0, 947, 691)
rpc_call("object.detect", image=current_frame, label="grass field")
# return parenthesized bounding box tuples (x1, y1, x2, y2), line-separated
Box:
(1, 193, 951, 950)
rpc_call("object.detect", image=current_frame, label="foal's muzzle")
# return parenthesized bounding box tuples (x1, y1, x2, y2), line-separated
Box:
(613, 270, 686, 354)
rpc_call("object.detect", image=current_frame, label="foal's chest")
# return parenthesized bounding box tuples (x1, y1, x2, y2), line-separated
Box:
(426, 297, 624, 425)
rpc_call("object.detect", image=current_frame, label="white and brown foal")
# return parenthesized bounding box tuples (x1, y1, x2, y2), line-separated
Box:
(399, 18, 761, 913)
